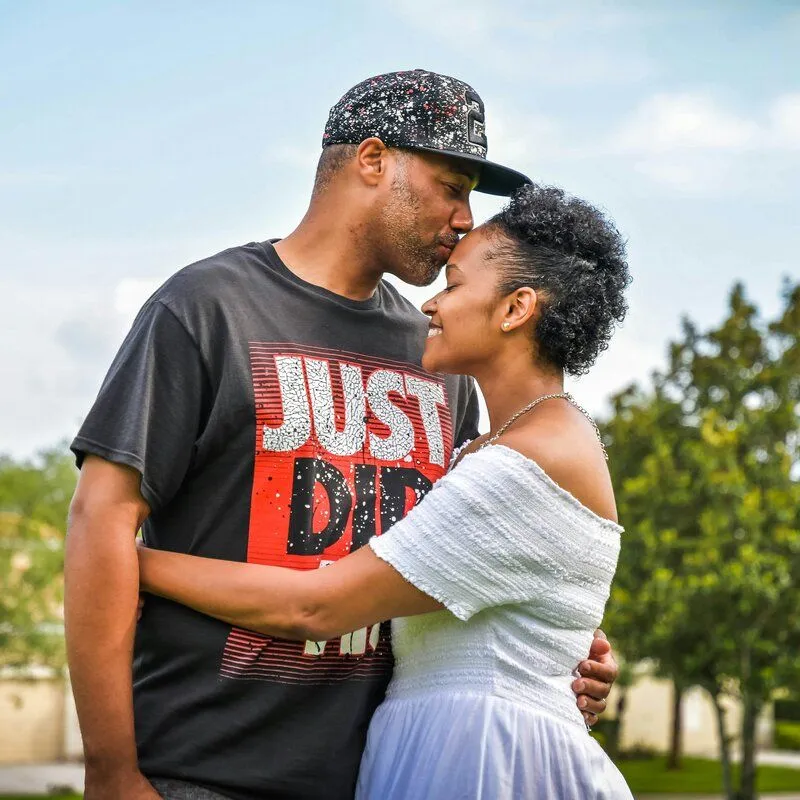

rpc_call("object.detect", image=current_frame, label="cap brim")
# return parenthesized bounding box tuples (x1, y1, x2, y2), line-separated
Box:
(410, 146, 532, 196)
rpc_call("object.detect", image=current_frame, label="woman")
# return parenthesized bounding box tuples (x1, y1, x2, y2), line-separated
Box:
(138, 183, 634, 799)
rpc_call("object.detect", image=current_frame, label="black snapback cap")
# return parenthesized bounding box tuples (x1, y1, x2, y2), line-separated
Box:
(322, 69, 531, 196)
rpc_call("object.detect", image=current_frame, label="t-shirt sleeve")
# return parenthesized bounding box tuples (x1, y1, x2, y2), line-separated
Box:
(369, 447, 557, 621)
(71, 299, 211, 512)
(453, 376, 481, 448)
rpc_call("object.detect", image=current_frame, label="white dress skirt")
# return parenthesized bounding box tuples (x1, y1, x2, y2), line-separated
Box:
(357, 692, 631, 799)
(355, 445, 634, 799)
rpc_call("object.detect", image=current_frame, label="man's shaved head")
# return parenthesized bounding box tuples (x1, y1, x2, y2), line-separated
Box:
(312, 143, 358, 195)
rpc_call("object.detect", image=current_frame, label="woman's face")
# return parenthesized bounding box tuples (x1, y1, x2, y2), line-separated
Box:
(421, 226, 507, 375)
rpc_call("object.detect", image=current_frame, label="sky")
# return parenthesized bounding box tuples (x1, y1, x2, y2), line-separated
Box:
(1, 0, 798, 459)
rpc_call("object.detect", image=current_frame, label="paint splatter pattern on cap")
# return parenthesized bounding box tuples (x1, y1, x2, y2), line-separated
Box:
(323, 69, 488, 158)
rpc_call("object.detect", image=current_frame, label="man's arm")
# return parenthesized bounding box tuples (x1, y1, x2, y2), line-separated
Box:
(65, 455, 159, 800)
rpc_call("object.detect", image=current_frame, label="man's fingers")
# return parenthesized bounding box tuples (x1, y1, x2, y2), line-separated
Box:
(583, 712, 599, 727)
(588, 636, 612, 659)
(572, 677, 613, 701)
(577, 694, 608, 716)
(594, 628, 608, 641)
(578, 658, 617, 685)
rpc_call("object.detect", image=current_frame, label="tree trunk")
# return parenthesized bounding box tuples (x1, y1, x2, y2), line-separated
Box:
(667, 682, 684, 770)
(712, 692, 735, 800)
(736, 693, 759, 800)
(607, 690, 627, 761)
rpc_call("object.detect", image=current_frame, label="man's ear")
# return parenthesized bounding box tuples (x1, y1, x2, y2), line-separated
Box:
(356, 137, 390, 187)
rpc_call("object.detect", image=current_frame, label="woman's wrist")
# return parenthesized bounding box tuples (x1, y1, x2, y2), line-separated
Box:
(136, 542, 154, 591)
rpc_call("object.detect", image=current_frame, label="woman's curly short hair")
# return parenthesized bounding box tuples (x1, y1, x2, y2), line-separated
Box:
(486, 183, 631, 376)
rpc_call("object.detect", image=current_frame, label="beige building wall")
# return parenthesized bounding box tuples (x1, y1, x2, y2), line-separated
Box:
(0, 667, 775, 764)
(63, 675, 83, 760)
(608, 669, 773, 759)
(0, 676, 65, 763)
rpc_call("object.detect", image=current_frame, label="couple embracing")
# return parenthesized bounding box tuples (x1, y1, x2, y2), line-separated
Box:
(66, 69, 633, 799)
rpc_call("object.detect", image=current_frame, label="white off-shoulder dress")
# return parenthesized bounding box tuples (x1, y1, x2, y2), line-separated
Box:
(356, 445, 633, 799)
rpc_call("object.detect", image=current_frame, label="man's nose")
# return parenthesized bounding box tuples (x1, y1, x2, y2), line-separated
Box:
(451, 200, 474, 233)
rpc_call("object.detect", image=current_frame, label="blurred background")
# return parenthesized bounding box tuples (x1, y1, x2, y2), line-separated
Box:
(1, 2, 798, 798)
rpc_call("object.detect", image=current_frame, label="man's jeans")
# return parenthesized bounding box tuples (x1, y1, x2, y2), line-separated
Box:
(150, 778, 234, 800)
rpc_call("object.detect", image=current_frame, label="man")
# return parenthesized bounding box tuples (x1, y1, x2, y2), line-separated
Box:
(66, 69, 617, 800)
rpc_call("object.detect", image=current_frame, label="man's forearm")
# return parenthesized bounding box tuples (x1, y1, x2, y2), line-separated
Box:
(64, 501, 143, 778)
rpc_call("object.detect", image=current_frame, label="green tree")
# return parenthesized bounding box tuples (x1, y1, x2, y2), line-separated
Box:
(602, 281, 800, 800)
(0, 445, 77, 668)
(602, 382, 700, 770)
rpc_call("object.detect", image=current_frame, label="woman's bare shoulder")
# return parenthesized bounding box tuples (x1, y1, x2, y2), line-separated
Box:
(496, 406, 618, 522)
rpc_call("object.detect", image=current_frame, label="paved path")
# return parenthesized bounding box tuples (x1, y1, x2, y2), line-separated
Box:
(0, 763, 84, 795)
(2, 760, 800, 797)
(639, 795, 800, 799)
(760, 751, 800, 769)
(639, 796, 800, 799)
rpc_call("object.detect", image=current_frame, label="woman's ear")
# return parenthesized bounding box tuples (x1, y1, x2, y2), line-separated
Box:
(500, 287, 538, 333)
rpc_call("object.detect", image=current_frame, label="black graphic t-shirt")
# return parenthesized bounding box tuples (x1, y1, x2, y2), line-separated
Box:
(71, 241, 480, 800)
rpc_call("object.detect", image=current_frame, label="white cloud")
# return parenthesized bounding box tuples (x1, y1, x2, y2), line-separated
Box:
(632, 158, 709, 191)
(612, 93, 760, 154)
(488, 110, 565, 165)
(390, 0, 511, 38)
(568, 331, 665, 419)
(769, 93, 800, 148)
(387, 0, 654, 85)
(0, 276, 168, 459)
(606, 92, 800, 192)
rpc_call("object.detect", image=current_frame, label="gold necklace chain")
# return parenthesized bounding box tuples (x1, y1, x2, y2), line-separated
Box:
(479, 391, 608, 460)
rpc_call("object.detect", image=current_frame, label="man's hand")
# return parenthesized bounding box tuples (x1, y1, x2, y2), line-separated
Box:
(84, 764, 161, 800)
(571, 629, 618, 727)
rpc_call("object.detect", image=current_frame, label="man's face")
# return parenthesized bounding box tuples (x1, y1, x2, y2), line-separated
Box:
(371, 150, 478, 287)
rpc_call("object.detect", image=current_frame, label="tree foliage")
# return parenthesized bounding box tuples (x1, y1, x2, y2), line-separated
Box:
(602, 281, 800, 800)
(0, 445, 77, 669)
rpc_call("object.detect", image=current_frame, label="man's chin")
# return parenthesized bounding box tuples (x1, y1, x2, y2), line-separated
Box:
(407, 274, 439, 288)
(401, 260, 442, 287)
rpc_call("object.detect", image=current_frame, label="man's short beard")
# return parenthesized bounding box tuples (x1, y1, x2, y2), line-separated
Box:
(378, 171, 445, 286)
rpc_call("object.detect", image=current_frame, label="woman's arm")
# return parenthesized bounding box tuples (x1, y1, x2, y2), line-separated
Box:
(137, 544, 442, 641)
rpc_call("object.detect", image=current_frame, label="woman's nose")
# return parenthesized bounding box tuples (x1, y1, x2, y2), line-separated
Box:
(421, 296, 438, 317)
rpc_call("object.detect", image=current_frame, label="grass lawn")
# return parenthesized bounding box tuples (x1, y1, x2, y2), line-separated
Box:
(618, 756, 800, 793)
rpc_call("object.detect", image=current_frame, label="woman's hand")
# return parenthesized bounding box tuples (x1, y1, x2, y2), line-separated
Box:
(136, 540, 147, 619)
